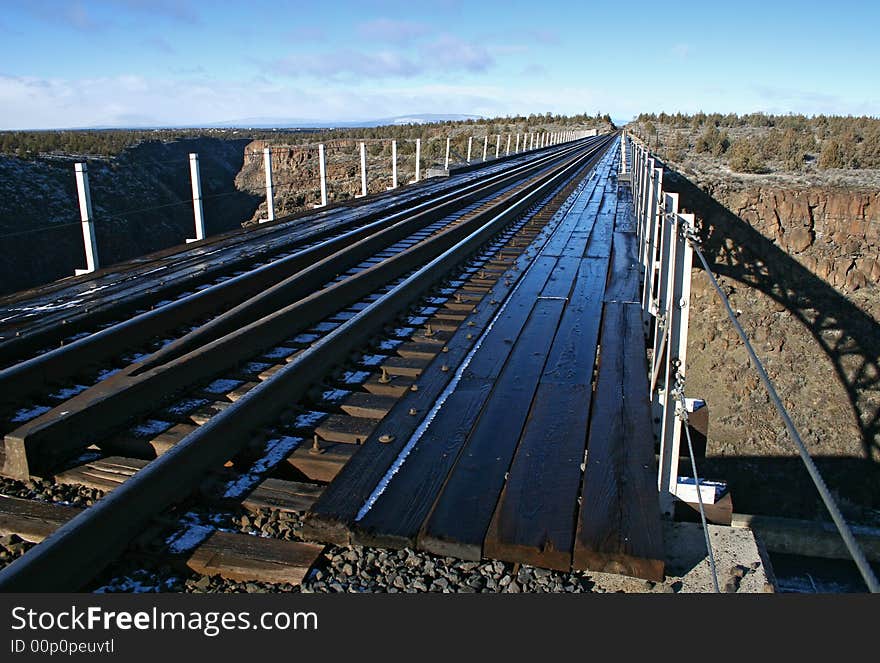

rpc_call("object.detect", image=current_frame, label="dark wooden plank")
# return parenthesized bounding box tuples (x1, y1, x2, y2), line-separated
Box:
(418, 298, 566, 560)
(573, 302, 664, 580)
(603, 231, 641, 304)
(242, 478, 325, 513)
(0, 495, 81, 542)
(584, 192, 617, 258)
(186, 530, 323, 585)
(484, 257, 608, 570)
(354, 385, 491, 549)
(415, 178, 613, 561)
(304, 162, 612, 546)
(312, 255, 559, 547)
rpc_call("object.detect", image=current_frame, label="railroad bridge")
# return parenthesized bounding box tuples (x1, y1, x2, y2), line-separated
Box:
(0, 132, 873, 592)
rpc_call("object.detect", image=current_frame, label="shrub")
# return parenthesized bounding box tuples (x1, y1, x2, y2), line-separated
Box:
(695, 125, 729, 156)
(728, 139, 767, 173)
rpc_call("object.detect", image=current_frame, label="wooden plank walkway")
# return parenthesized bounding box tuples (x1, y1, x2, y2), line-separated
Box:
(305, 141, 664, 579)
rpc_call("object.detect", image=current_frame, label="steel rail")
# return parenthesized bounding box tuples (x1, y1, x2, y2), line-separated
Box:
(0, 135, 613, 591)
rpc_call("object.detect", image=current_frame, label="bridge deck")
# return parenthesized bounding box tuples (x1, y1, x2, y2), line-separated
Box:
(307, 145, 664, 580)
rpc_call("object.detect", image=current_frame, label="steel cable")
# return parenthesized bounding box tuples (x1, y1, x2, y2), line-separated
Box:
(689, 239, 880, 593)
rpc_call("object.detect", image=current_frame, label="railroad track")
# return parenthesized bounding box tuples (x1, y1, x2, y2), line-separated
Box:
(0, 140, 571, 371)
(0, 134, 615, 591)
(0, 138, 601, 433)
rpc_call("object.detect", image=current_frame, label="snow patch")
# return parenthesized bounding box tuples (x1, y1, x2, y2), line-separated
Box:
(10, 404, 51, 423)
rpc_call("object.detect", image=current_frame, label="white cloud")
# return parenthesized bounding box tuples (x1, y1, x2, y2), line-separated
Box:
(0, 73, 619, 129)
(271, 32, 494, 80)
(357, 18, 429, 44)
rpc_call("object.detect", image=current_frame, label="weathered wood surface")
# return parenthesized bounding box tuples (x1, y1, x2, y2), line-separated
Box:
(242, 478, 325, 514)
(186, 531, 324, 585)
(55, 456, 149, 492)
(0, 495, 80, 542)
(484, 257, 608, 569)
(573, 302, 664, 580)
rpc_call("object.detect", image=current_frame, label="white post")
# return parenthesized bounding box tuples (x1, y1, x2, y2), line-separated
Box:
(643, 165, 663, 316)
(262, 147, 275, 223)
(317, 143, 327, 207)
(506, 134, 511, 156)
(495, 134, 501, 159)
(358, 141, 368, 197)
(658, 211, 695, 517)
(620, 132, 627, 174)
(186, 153, 206, 243)
(466, 136, 473, 163)
(515, 134, 520, 153)
(391, 139, 398, 189)
(530, 133, 535, 150)
(445, 137, 451, 170)
(73, 163, 99, 274)
(482, 135, 488, 161)
(414, 138, 421, 183)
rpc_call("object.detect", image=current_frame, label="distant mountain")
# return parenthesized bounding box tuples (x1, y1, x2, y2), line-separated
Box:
(200, 113, 482, 129)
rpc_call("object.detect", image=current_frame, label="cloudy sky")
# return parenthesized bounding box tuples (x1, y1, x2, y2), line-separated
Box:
(1, 0, 877, 128)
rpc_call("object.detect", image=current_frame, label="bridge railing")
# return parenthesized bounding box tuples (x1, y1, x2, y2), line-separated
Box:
(625, 132, 696, 518)
(64, 130, 593, 277)
(624, 132, 880, 592)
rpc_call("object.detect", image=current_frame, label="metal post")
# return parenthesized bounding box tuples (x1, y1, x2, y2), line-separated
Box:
(445, 137, 451, 170)
(658, 211, 695, 517)
(73, 163, 99, 274)
(412, 138, 421, 183)
(466, 136, 473, 163)
(530, 133, 535, 150)
(642, 164, 662, 316)
(357, 142, 368, 198)
(620, 132, 627, 174)
(639, 152, 652, 269)
(262, 147, 275, 223)
(391, 139, 398, 189)
(317, 143, 328, 207)
(482, 135, 488, 161)
(650, 192, 678, 403)
(186, 153, 206, 244)
(506, 134, 511, 156)
(495, 134, 501, 159)
(515, 134, 520, 153)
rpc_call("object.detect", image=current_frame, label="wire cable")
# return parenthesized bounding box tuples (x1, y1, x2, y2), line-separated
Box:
(674, 387, 721, 592)
(690, 239, 880, 593)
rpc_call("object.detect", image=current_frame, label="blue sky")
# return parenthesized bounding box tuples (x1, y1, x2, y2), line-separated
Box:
(0, 0, 877, 129)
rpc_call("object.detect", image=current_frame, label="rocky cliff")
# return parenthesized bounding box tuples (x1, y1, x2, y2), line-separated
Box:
(703, 183, 880, 292)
